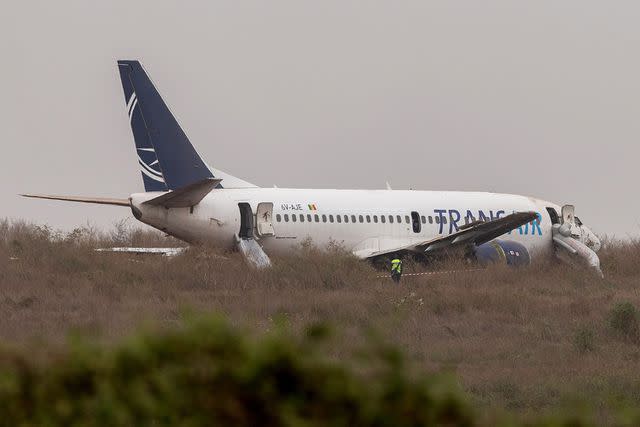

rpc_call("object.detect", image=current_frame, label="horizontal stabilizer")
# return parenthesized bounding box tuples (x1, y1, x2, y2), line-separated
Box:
(143, 178, 222, 208)
(21, 194, 129, 207)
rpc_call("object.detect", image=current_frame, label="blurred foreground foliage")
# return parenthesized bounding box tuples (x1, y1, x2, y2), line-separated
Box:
(0, 317, 630, 427)
(0, 317, 474, 426)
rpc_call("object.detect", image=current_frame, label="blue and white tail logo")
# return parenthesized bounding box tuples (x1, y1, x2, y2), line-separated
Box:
(126, 91, 137, 122)
(122, 89, 167, 191)
(118, 60, 215, 192)
(126, 92, 166, 185)
(137, 147, 164, 183)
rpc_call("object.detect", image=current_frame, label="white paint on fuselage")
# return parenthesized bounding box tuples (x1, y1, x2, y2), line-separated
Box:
(130, 189, 561, 259)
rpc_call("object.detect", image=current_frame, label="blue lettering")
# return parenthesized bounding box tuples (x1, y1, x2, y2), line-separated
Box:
(449, 209, 461, 234)
(465, 210, 475, 223)
(434, 208, 542, 236)
(532, 212, 543, 236)
(434, 209, 447, 234)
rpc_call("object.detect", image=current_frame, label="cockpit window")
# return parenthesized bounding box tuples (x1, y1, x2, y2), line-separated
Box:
(575, 216, 583, 226)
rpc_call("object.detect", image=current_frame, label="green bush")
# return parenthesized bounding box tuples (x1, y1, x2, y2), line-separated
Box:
(608, 301, 639, 342)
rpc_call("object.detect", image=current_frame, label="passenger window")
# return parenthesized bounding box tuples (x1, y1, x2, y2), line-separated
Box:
(389, 215, 394, 223)
(276, 214, 282, 222)
(366, 215, 371, 223)
(435, 216, 440, 224)
(284, 214, 289, 222)
(322, 214, 327, 223)
(442, 217, 447, 224)
(337, 215, 342, 223)
(329, 215, 334, 223)
(314, 214, 319, 222)
(421, 215, 426, 224)
(396, 215, 401, 223)
(344, 215, 349, 223)
(381, 215, 386, 223)
(359, 215, 364, 223)
(405, 215, 410, 224)
(373, 215, 378, 223)
(292, 214, 297, 222)
(307, 214, 312, 222)
(429, 216, 433, 224)
(299, 214, 304, 222)
(351, 215, 356, 223)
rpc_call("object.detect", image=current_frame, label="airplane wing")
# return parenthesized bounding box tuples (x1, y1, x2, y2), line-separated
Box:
(95, 247, 187, 257)
(94, 247, 231, 261)
(362, 211, 539, 258)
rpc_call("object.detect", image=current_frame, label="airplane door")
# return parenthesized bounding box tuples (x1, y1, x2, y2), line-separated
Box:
(410, 211, 422, 233)
(256, 202, 275, 237)
(561, 205, 575, 225)
(238, 203, 254, 239)
(561, 204, 581, 237)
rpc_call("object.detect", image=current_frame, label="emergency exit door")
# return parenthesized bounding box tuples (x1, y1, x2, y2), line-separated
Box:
(410, 211, 422, 233)
(256, 202, 275, 237)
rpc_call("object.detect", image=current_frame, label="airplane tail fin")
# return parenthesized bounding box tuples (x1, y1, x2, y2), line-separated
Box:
(117, 60, 215, 191)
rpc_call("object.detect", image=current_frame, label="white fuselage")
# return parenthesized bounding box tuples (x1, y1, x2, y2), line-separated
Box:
(130, 188, 561, 259)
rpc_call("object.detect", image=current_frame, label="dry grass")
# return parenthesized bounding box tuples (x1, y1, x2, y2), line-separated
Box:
(1, 219, 640, 420)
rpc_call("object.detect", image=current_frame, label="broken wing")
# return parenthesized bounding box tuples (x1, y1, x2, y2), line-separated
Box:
(364, 211, 539, 258)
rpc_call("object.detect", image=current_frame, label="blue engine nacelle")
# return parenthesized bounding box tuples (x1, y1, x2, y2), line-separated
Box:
(473, 240, 530, 267)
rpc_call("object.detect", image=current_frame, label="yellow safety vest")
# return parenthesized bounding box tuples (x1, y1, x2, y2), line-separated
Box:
(391, 259, 402, 273)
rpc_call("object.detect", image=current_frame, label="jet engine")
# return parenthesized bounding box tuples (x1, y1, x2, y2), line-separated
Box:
(473, 240, 530, 267)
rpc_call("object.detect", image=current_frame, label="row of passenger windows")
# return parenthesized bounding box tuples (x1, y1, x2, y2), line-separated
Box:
(275, 213, 451, 225)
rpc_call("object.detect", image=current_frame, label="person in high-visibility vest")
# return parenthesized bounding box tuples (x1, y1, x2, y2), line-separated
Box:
(390, 257, 403, 283)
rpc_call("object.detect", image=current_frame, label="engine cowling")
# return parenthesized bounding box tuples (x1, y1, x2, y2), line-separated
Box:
(473, 240, 530, 267)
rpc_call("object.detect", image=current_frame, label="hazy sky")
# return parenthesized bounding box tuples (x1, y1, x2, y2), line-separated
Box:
(2, 1, 638, 237)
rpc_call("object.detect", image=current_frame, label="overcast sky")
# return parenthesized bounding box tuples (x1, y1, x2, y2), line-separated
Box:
(2, 1, 638, 237)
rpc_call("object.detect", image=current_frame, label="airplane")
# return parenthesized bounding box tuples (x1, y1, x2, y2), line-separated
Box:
(22, 60, 603, 275)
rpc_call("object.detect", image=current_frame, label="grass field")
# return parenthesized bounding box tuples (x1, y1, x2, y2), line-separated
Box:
(1, 219, 640, 425)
